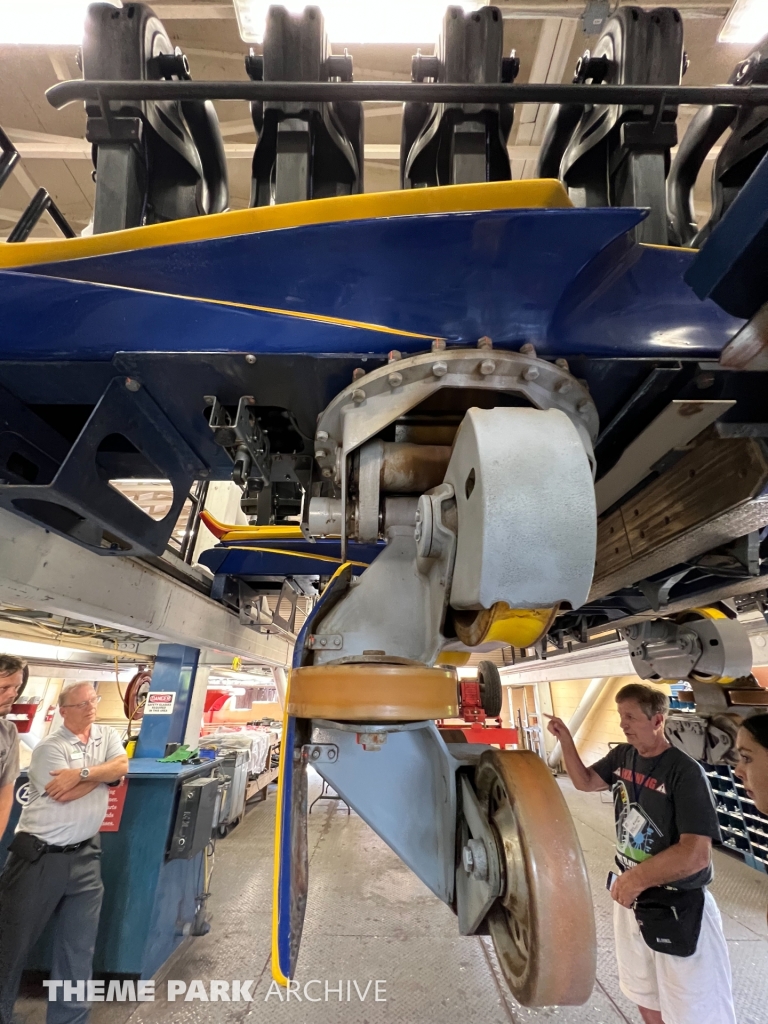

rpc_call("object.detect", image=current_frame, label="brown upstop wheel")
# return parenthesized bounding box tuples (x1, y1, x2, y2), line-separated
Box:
(475, 750, 597, 1006)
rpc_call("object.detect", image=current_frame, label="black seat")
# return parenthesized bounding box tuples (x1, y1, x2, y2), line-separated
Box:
(668, 34, 768, 248)
(83, 2, 228, 233)
(248, 5, 363, 206)
(401, 5, 517, 189)
(537, 6, 685, 244)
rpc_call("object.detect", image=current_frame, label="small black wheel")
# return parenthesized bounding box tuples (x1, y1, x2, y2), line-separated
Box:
(477, 660, 503, 718)
(217, 823, 228, 838)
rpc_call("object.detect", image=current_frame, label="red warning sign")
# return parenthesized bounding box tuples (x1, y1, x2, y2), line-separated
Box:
(144, 691, 177, 715)
(100, 778, 128, 832)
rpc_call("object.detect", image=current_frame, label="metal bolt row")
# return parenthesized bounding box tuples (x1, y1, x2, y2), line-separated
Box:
(316, 340, 594, 452)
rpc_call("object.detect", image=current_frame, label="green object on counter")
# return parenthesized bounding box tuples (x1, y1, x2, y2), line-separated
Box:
(157, 745, 198, 763)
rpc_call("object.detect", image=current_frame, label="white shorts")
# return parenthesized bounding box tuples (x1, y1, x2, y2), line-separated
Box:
(613, 889, 736, 1024)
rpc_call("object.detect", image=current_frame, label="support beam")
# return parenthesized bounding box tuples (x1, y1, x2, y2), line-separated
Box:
(149, 2, 729, 20)
(547, 676, 612, 766)
(153, 4, 235, 18)
(12, 163, 37, 200)
(184, 664, 210, 749)
(513, 16, 577, 177)
(273, 666, 287, 711)
(0, 510, 291, 666)
(499, 2, 727, 15)
(10, 138, 545, 162)
(134, 644, 199, 758)
(502, 646, 635, 683)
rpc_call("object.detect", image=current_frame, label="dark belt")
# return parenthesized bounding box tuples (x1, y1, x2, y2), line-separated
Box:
(44, 838, 93, 854)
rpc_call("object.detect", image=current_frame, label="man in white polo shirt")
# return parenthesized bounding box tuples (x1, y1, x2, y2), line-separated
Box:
(0, 682, 128, 1024)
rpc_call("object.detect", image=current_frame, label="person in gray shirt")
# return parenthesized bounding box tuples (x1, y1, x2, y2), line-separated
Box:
(0, 655, 24, 839)
(0, 681, 128, 1024)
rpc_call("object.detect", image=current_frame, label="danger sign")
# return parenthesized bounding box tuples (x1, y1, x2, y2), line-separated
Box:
(144, 691, 177, 715)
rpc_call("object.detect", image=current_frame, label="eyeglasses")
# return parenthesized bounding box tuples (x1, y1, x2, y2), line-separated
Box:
(62, 696, 102, 710)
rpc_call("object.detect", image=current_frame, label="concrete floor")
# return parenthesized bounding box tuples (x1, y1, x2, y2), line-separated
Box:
(15, 770, 768, 1024)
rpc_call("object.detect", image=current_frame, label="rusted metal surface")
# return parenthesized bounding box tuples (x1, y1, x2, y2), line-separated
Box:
(380, 442, 451, 493)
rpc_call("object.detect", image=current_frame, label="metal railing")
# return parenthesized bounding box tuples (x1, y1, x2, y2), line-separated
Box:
(166, 479, 210, 565)
(0, 124, 75, 242)
(47, 80, 768, 110)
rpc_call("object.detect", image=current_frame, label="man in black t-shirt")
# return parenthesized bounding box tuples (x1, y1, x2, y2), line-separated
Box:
(547, 682, 735, 1024)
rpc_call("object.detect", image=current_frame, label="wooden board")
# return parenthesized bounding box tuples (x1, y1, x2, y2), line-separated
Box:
(593, 438, 768, 593)
(594, 508, 632, 578)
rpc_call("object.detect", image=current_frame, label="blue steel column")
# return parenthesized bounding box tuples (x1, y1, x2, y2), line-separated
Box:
(135, 644, 200, 758)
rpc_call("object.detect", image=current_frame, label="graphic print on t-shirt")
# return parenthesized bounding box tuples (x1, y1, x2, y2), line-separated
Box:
(614, 775, 663, 869)
(589, 743, 720, 889)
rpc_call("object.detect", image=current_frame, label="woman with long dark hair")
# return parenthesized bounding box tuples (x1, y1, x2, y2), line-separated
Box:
(734, 714, 768, 815)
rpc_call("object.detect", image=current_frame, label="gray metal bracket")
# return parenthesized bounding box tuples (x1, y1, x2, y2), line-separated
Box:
(238, 577, 305, 638)
(272, 577, 303, 634)
(456, 774, 502, 935)
(205, 395, 270, 494)
(302, 743, 339, 765)
(310, 487, 457, 666)
(309, 719, 459, 904)
(306, 633, 342, 652)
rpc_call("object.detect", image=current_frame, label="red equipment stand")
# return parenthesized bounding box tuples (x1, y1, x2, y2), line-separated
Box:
(437, 678, 518, 748)
(438, 720, 519, 748)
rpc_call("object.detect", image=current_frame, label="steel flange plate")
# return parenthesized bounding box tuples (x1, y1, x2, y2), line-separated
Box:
(313, 346, 598, 485)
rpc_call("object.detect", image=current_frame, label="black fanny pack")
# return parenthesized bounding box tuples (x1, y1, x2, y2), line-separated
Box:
(633, 885, 705, 957)
(8, 831, 48, 864)
(8, 833, 93, 863)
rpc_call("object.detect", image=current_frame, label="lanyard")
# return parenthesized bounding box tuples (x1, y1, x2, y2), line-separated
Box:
(629, 747, 670, 806)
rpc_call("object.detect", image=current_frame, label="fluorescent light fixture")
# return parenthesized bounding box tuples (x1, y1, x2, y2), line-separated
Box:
(0, 1, 120, 46)
(718, 0, 768, 44)
(0, 638, 84, 661)
(233, 0, 480, 44)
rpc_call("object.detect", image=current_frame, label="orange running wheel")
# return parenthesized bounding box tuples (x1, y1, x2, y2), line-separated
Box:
(475, 750, 597, 1006)
(287, 661, 459, 721)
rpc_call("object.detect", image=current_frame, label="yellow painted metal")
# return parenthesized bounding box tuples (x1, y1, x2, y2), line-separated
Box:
(270, 671, 292, 987)
(287, 662, 459, 720)
(112, 281, 440, 340)
(224, 526, 304, 542)
(686, 606, 728, 621)
(0, 179, 572, 270)
(677, 606, 735, 684)
(200, 508, 305, 540)
(454, 603, 557, 648)
(641, 242, 697, 253)
(436, 651, 472, 667)
(225, 544, 368, 569)
(699, 676, 736, 688)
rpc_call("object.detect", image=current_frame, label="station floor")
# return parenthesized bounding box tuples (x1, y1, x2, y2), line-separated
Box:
(15, 770, 768, 1024)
